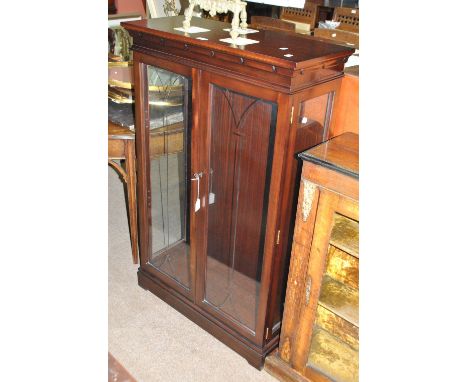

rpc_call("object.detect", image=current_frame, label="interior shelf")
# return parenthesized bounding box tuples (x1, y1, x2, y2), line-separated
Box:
(315, 304, 358, 351)
(326, 245, 359, 290)
(318, 275, 358, 327)
(329, 214, 359, 258)
(307, 327, 358, 382)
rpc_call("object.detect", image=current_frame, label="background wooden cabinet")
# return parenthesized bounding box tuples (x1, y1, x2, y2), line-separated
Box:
(266, 133, 359, 381)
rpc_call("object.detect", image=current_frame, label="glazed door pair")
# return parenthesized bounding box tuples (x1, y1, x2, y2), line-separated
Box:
(137, 57, 277, 344)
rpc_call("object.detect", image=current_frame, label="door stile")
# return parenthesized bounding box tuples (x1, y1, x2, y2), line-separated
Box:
(194, 69, 210, 310)
(191, 67, 206, 305)
(133, 52, 151, 266)
(256, 91, 294, 345)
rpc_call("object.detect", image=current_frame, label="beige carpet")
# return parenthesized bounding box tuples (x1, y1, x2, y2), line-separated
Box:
(108, 167, 277, 382)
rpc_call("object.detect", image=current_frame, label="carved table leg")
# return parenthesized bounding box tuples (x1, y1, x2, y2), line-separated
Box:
(240, 4, 248, 30)
(230, 4, 241, 40)
(183, 1, 196, 30)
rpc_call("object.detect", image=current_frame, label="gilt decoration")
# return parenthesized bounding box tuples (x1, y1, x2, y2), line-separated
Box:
(301, 177, 317, 222)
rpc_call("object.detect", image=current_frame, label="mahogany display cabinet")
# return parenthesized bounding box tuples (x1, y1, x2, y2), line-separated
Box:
(122, 16, 353, 368)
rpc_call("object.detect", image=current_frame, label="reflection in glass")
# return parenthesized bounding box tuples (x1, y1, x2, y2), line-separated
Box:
(295, 93, 333, 153)
(147, 65, 191, 290)
(299, 93, 329, 129)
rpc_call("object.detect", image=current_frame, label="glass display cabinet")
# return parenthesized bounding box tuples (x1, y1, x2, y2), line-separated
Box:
(122, 15, 353, 368)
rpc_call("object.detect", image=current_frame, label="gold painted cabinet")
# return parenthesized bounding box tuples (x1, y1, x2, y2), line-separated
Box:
(265, 133, 359, 382)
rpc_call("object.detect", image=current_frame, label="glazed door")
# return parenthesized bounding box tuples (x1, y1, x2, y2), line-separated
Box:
(196, 72, 278, 343)
(135, 56, 198, 300)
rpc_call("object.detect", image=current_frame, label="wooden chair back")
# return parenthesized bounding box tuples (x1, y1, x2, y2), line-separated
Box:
(280, 0, 334, 33)
(334, 7, 359, 33)
(280, 6, 316, 26)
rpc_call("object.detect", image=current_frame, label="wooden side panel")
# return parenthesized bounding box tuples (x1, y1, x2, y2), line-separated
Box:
(279, 178, 320, 363)
(290, 190, 339, 372)
(329, 73, 359, 138)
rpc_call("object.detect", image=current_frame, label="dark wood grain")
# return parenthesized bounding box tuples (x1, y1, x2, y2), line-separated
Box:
(128, 16, 351, 368)
(108, 0, 117, 15)
(123, 16, 353, 70)
(206, 86, 275, 279)
(196, 71, 283, 345)
(133, 53, 150, 271)
(138, 268, 279, 369)
(123, 16, 353, 94)
(264, 77, 340, 339)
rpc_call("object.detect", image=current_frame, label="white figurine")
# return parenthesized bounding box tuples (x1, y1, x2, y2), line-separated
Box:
(183, 0, 248, 40)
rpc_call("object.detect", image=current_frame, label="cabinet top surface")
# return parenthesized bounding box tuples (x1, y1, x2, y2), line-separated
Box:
(299, 132, 359, 178)
(122, 16, 353, 70)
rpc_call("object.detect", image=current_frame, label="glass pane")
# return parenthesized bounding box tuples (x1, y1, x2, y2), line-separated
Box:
(204, 86, 276, 333)
(295, 93, 333, 153)
(147, 65, 191, 290)
(299, 93, 329, 128)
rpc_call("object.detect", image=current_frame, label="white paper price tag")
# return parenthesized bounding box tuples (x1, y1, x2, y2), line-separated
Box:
(192, 172, 203, 212)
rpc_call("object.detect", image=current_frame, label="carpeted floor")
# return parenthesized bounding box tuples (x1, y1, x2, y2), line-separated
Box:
(108, 167, 277, 382)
